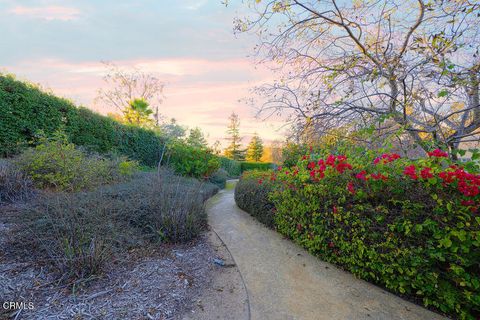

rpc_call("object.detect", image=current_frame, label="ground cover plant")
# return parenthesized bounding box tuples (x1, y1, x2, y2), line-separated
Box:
(11, 169, 218, 283)
(235, 147, 480, 319)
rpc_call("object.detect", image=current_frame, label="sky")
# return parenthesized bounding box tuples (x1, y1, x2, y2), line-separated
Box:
(0, 0, 286, 147)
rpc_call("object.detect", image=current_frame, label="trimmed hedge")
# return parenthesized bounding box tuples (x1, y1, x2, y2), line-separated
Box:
(219, 156, 241, 177)
(240, 161, 273, 172)
(235, 150, 480, 319)
(234, 170, 275, 228)
(0, 74, 166, 167)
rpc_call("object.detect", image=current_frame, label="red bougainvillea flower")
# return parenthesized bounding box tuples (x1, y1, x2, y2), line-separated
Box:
(307, 161, 316, 170)
(461, 200, 475, 207)
(355, 170, 368, 181)
(403, 165, 418, 180)
(336, 161, 353, 173)
(347, 181, 355, 194)
(326, 154, 336, 166)
(427, 149, 448, 158)
(374, 153, 401, 165)
(371, 173, 388, 181)
(420, 167, 434, 179)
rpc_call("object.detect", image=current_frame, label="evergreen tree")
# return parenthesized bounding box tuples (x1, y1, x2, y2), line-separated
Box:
(246, 133, 264, 162)
(224, 112, 245, 160)
(187, 127, 208, 149)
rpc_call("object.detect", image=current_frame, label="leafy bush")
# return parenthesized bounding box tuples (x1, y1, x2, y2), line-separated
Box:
(14, 132, 138, 191)
(0, 160, 33, 204)
(166, 142, 220, 178)
(264, 150, 480, 319)
(18, 170, 218, 282)
(209, 168, 228, 189)
(219, 156, 241, 177)
(240, 161, 273, 173)
(234, 170, 276, 228)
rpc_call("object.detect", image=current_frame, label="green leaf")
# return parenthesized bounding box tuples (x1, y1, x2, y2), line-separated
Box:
(439, 237, 452, 248)
(438, 89, 449, 98)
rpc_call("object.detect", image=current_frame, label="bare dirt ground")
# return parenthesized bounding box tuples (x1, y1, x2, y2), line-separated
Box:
(0, 203, 248, 320)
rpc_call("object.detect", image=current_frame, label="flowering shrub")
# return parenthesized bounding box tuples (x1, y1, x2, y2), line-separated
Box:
(234, 170, 276, 228)
(238, 148, 480, 319)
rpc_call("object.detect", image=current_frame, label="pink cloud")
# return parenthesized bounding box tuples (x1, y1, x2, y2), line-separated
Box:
(9, 5, 81, 21)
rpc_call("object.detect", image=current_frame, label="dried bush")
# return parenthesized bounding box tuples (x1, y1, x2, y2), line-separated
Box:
(0, 160, 33, 204)
(19, 169, 218, 282)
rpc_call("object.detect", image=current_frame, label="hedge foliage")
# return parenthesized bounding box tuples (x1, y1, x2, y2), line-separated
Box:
(240, 161, 274, 173)
(235, 148, 480, 319)
(235, 170, 275, 228)
(0, 74, 221, 178)
(0, 74, 166, 166)
(219, 156, 241, 177)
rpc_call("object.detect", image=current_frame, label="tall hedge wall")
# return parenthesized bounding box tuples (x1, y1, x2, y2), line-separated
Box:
(0, 74, 165, 166)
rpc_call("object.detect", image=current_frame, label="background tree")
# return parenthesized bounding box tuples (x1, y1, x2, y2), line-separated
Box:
(235, 0, 480, 153)
(246, 133, 264, 162)
(186, 127, 208, 149)
(224, 112, 245, 160)
(96, 62, 165, 125)
(160, 118, 186, 140)
(123, 98, 154, 127)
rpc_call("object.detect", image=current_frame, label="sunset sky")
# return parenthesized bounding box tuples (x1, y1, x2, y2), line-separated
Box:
(0, 0, 286, 147)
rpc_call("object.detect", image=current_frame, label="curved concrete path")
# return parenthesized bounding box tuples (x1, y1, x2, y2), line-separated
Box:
(206, 181, 447, 320)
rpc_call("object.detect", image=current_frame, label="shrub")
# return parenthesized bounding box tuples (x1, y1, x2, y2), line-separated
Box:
(209, 168, 228, 189)
(219, 157, 241, 177)
(266, 150, 480, 319)
(166, 142, 220, 178)
(14, 131, 138, 191)
(240, 161, 273, 173)
(234, 170, 276, 228)
(18, 170, 218, 282)
(0, 160, 33, 204)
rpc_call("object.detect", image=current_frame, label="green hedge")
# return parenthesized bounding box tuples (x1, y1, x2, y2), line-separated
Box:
(0, 74, 166, 167)
(240, 161, 273, 172)
(234, 170, 275, 228)
(219, 156, 241, 177)
(235, 149, 480, 319)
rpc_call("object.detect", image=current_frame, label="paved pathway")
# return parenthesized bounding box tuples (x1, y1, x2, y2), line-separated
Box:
(206, 182, 447, 320)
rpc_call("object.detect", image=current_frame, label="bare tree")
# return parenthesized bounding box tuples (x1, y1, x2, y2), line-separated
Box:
(234, 0, 480, 152)
(96, 62, 165, 125)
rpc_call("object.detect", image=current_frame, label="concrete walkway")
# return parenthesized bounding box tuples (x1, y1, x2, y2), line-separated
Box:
(206, 182, 447, 320)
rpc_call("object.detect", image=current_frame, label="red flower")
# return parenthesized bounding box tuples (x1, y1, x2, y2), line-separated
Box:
(355, 170, 368, 181)
(307, 161, 316, 169)
(333, 206, 338, 214)
(374, 153, 401, 165)
(277, 166, 282, 171)
(420, 167, 434, 179)
(427, 149, 448, 158)
(326, 155, 336, 166)
(461, 200, 475, 207)
(347, 181, 355, 194)
(258, 179, 263, 185)
(371, 173, 388, 181)
(328, 241, 335, 248)
(403, 165, 418, 180)
(336, 162, 353, 173)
